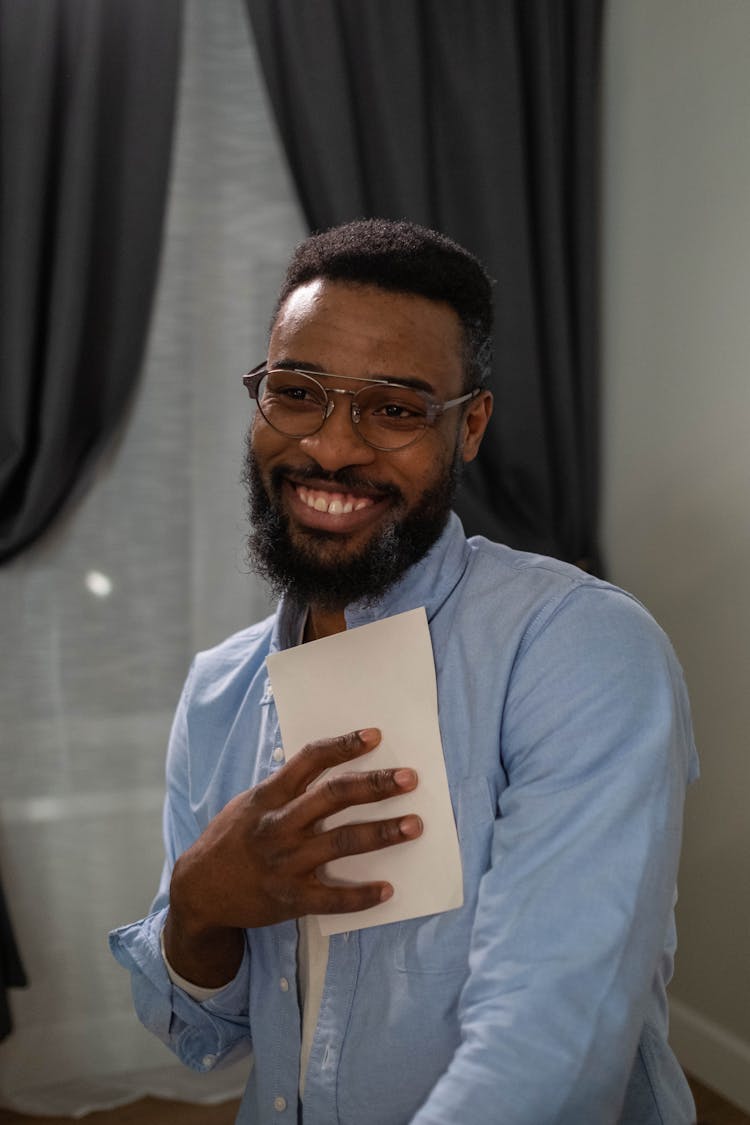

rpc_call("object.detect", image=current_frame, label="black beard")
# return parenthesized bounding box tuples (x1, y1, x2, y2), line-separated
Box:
(242, 441, 461, 612)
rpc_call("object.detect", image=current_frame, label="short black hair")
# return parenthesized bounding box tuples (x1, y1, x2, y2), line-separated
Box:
(274, 218, 494, 389)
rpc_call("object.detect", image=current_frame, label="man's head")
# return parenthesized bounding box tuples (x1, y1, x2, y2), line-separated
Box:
(244, 219, 494, 611)
(274, 218, 494, 391)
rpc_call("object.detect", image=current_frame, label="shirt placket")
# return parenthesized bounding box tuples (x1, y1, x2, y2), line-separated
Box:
(253, 681, 302, 1120)
(300, 930, 360, 1124)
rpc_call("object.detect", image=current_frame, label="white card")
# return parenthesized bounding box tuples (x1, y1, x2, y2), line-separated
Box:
(265, 607, 463, 935)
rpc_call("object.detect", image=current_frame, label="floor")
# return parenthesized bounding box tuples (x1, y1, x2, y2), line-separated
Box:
(0, 1076, 747, 1124)
(0, 1100, 240, 1125)
(690, 1077, 750, 1125)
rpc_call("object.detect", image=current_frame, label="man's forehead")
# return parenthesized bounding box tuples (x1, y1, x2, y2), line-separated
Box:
(274, 277, 328, 323)
(272, 277, 463, 339)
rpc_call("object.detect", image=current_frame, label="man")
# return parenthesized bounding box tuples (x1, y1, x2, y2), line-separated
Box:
(111, 219, 698, 1124)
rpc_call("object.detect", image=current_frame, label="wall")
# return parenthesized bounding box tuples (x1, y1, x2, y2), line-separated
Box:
(600, 0, 750, 1110)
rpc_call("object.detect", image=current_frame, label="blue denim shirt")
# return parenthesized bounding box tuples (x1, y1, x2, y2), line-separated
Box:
(110, 514, 698, 1124)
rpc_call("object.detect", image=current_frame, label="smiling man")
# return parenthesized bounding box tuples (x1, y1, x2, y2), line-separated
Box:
(110, 219, 698, 1124)
(243, 267, 489, 637)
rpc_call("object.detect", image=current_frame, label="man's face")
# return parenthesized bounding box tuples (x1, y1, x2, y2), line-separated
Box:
(244, 279, 491, 609)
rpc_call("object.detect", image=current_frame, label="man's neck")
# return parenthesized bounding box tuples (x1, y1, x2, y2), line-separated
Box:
(303, 606, 347, 643)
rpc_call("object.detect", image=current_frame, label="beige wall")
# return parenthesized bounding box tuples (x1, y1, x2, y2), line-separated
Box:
(600, 0, 750, 1109)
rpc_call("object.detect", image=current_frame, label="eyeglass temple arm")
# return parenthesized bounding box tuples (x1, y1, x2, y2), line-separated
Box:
(438, 387, 482, 413)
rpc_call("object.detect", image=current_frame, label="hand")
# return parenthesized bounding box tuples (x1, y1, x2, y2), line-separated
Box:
(164, 728, 420, 985)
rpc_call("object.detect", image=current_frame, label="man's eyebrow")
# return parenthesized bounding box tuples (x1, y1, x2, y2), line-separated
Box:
(270, 358, 436, 395)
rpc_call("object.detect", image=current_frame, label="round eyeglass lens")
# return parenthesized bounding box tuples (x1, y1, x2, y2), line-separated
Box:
(355, 384, 430, 449)
(258, 370, 328, 436)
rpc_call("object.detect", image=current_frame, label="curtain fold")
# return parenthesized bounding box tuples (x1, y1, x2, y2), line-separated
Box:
(0, 0, 183, 564)
(246, 0, 603, 567)
(0, 880, 27, 1042)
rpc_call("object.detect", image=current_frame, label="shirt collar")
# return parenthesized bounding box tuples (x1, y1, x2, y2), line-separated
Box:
(268, 511, 470, 653)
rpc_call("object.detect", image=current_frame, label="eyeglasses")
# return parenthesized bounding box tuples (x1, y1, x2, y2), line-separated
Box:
(242, 363, 480, 452)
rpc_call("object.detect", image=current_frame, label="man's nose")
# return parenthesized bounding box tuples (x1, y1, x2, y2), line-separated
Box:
(297, 395, 376, 470)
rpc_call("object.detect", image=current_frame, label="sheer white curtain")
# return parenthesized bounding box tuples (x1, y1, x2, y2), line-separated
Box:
(0, 0, 305, 1113)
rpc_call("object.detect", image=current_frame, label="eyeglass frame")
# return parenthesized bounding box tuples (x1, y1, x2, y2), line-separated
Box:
(242, 361, 482, 451)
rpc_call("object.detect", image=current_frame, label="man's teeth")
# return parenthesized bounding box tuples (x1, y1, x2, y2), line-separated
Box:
(297, 486, 373, 515)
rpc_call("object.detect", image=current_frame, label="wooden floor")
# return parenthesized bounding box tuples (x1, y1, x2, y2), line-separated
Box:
(0, 1099, 240, 1125)
(690, 1077, 750, 1125)
(0, 1076, 747, 1124)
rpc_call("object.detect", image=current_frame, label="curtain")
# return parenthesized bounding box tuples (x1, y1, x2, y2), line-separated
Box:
(0, 0, 182, 564)
(246, 0, 603, 569)
(0, 886, 26, 1042)
(0, 0, 182, 1061)
(0, 0, 303, 1112)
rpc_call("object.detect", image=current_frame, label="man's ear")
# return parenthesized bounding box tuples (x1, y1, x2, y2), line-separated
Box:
(460, 391, 493, 463)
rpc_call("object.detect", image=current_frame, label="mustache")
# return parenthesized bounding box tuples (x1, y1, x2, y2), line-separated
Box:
(270, 463, 403, 500)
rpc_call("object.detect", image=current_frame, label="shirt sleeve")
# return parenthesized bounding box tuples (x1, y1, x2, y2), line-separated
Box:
(108, 663, 253, 1072)
(410, 585, 697, 1125)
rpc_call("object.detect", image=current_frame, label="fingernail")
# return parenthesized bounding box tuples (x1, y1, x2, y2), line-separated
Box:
(379, 884, 394, 902)
(394, 768, 417, 788)
(357, 728, 380, 743)
(399, 815, 422, 838)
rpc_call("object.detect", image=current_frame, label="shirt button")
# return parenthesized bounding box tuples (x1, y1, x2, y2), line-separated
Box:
(273, 1095, 287, 1112)
(272, 746, 284, 762)
(201, 1054, 216, 1068)
(279, 976, 289, 992)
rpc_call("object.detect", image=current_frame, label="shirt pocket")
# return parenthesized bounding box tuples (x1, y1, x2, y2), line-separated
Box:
(394, 773, 495, 974)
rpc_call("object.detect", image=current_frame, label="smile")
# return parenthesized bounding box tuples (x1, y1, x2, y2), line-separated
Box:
(283, 478, 390, 534)
(297, 486, 374, 515)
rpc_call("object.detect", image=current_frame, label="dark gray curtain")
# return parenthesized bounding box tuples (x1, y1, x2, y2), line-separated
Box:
(0, 882, 26, 1041)
(0, 0, 183, 564)
(0, 0, 182, 1035)
(246, 0, 603, 568)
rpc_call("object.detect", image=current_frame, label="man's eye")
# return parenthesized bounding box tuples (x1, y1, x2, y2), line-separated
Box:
(370, 400, 426, 420)
(280, 386, 311, 400)
(267, 384, 320, 406)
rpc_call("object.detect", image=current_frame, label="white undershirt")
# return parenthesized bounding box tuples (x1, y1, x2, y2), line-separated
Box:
(296, 917, 330, 1096)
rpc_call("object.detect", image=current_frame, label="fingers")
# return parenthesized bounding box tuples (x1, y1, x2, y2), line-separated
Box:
(263, 728, 382, 805)
(284, 766, 418, 830)
(304, 813, 423, 870)
(303, 880, 395, 917)
(233, 728, 423, 926)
